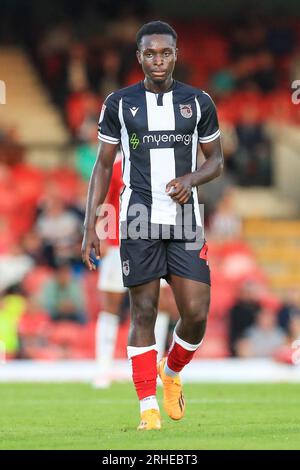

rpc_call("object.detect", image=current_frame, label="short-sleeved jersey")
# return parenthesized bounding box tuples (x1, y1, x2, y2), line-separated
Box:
(98, 80, 220, 227)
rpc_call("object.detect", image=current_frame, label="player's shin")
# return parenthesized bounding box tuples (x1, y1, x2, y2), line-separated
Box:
(127, 345, 161, 430)
(166, 330, 203, 376)
(127, 345, 159, 404)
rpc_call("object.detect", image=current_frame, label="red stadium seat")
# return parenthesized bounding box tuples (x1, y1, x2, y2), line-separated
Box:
(195, 317, 230, 358)
(210, 274, 237, 318)
(18, 310, 51, 336)
(48, 322, 82, 346)
(22, 267, 54, 295)
(46, 167, 81, 203)
(10, 206, 36, 237)
(66, 92, 88, 132)
(125, 67, 144, 87)
(12, 163, 45, 205)
(45, 321, 95, 358)
(265, 90, 295, 123)
(66, 92, 101, 133)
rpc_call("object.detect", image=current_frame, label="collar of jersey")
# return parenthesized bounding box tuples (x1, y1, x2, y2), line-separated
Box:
(141, 79, 177, 94)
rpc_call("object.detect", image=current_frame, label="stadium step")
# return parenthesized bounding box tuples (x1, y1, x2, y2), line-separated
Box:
(233, 188, 298, 219)
(243, 218, 300, 294)
(0, 47, 70, 146)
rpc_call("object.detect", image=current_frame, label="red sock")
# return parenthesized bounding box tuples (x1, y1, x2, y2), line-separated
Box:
(167, 342, 196, 373)
(128, 347, 158, 400)
(167, 333, 201, 374)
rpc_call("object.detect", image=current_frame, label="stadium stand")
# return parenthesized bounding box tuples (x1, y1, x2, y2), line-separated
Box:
(0, 4, 300, 363)
(0, 47, 69, 146)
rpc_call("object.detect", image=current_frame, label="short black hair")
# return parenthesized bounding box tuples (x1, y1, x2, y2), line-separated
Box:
(136, 21, 177, 49)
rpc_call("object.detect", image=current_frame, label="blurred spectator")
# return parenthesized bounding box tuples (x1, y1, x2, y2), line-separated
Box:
(18, 295, 51, 359)
(22, 230, 51, 266)
(290, 47, 300, 83)
(228, 280, 261, 356)
(68, 179, 89, 222)
(0, 292, 27, 358)
(67, 43, 90, 93)
(75, 136, 97, 181)
(236, 308, 286, 358)
(77, 97, 99, 143)
(39, 21, 74, 57)
(0, 163, 19, 216)
(70, 91, 100, 141)
(211, 66, 236, 99)
(234, 106, 272, 186)
(277, 288, 300, 334)
(230, 18, 267, 59)
(36, 194, 82, 266)
(0, 244, 33, 293)
(267, 17, 296, 57)
(288, 312, 300, 345)
(0, 126, 24, 165)
(108, 12, 140, 45)
(99, 48, 122, 97)
(40, 262, 87, 324)
(209, 188, 242, 241)
(252, 50, 277, 92)
(274, 311, 300, 365)
(218, 120, 239, 177)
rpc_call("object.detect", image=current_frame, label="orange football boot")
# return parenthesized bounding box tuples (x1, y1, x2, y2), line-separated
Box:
(137, 409, 161, 430)
(158, 357, 185, 420)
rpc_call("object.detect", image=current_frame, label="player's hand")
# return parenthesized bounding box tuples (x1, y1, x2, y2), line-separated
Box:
(81, 227, 100, 271)
(166, 175, 193, 205)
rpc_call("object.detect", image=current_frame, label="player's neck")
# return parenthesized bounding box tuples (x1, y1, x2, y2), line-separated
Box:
(143, 77, 174, 94)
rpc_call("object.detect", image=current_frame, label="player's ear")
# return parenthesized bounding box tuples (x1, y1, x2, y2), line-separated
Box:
(174, 48, 178, 61)
(136, 50, 142, 64)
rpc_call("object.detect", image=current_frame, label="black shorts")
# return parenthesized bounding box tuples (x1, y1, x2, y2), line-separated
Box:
(120, 235, 210, 288)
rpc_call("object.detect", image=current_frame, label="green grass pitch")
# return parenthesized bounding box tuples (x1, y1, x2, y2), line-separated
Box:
(1, 382, 300, 450)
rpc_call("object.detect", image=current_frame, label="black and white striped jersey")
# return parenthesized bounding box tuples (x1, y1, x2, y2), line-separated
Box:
(98, 80, 220, 227)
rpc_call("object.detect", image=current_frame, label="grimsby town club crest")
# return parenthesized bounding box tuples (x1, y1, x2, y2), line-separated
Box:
(179, 104, 192, 118)
(123, 260, 130, 276)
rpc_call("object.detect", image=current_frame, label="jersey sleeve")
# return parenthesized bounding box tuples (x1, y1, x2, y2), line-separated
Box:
(197, 92, 220, 143)
(98, 93, 121, 144)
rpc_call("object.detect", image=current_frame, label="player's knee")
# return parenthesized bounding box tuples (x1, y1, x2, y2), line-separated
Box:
(132, 297, 157, 328)
(183, 298, 210, 324)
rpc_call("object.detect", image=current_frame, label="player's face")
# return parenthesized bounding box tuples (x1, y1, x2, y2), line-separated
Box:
(137, 34, 177, 84)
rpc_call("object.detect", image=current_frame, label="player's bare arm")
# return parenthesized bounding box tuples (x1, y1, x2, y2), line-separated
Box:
(81, 142, 118, 270)
(166, 137, 223, 204)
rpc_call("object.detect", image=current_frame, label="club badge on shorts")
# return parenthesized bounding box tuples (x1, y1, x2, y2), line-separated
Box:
(179, 104, 192, 118)
(122, 260, 130, 276)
